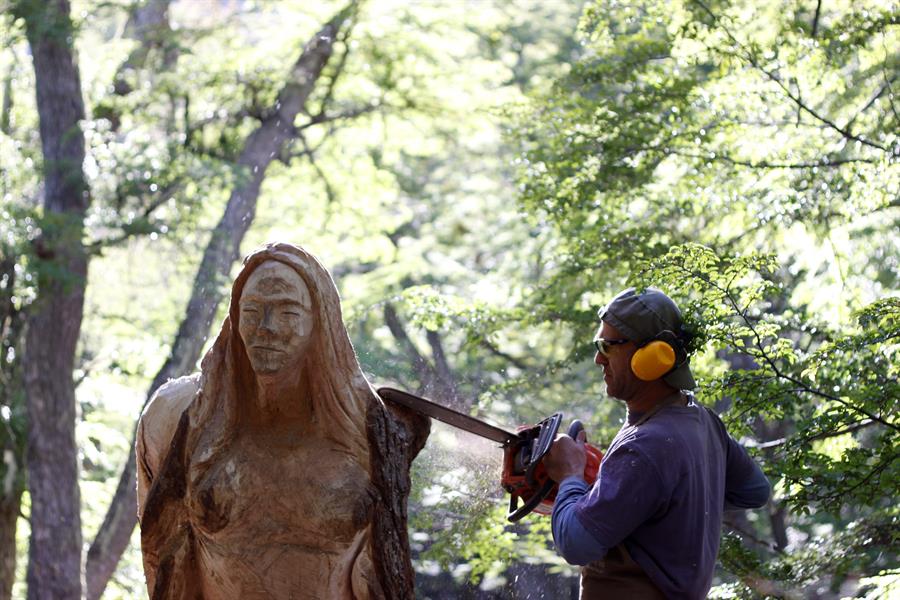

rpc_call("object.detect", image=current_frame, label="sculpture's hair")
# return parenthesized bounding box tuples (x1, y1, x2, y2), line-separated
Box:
(185, 243, 376, 483)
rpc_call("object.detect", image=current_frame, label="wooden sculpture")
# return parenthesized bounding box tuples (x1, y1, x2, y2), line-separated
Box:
(136, 243, 428, 599)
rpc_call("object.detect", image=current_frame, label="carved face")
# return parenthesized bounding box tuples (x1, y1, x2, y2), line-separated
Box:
(238, 261, 315, 375)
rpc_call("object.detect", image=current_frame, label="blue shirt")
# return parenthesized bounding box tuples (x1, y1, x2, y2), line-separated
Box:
(551, 400, 770, 599)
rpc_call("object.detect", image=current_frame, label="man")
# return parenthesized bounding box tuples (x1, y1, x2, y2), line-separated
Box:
(544, 287, 770, 599)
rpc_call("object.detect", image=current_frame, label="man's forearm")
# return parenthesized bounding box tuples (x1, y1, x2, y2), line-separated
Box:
(551, 477, 608, 565)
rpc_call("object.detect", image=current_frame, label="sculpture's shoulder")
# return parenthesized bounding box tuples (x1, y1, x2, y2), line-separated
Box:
(137, 374, 200, 481)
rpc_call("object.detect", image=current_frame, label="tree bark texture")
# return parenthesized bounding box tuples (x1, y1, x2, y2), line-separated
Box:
(16, 1, 90, 599)
(0, 487, 22, 600)
(366, 401, 430, 598)
(84, 7, 355, 598)
(0, 249, 26, 600)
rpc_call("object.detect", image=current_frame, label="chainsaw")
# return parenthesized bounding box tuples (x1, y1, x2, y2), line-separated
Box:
(378, 387, 603, 522)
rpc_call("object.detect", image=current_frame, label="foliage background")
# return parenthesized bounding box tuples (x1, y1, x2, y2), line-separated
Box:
(0, 0, 896, 598)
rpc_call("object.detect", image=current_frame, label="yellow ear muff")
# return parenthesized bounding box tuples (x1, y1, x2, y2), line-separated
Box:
(631, 340, 676, 381)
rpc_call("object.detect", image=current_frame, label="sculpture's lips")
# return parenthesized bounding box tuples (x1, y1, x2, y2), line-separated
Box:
(250, 345, 284, 352)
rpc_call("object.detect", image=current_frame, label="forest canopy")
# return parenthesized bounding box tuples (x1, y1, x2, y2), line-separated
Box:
(0, 0, 897, 598)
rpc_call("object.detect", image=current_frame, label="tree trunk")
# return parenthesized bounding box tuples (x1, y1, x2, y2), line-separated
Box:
(425, 330, 461, 405)
(759, 420, 790, 553)
(367, 400, 430, 598)
(84, 6, 357, 598)
(15, 1, 90, 598)
(383, 303, 466, 410)
(768, 500, 789, 552)
(0, 248, 26, 600)
(113, 0, 176, 96)
(0, 484, 23, 600)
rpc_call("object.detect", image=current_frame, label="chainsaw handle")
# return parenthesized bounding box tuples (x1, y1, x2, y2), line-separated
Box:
(507, 418, 586, 522)
(568, 419, 584, 440)
(507, 478, 554, 522)
(524, 413, 562, 487)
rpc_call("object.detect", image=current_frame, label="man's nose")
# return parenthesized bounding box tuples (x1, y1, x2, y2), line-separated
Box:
(595, 351, 607, 366)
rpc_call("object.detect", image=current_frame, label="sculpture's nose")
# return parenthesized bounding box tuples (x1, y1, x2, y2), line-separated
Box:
(259, 307, 277, 333)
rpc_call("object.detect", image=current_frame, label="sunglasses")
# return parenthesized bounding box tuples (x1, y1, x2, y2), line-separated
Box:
(593, 337, 629, 356)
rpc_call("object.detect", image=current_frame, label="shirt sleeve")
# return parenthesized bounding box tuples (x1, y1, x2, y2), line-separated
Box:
(570, 444, 669, 550)
(723, 437, 771, 509)
(551, 476, 609, 566)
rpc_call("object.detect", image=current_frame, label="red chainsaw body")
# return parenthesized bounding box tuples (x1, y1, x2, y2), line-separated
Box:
(501, 437, 603, 516)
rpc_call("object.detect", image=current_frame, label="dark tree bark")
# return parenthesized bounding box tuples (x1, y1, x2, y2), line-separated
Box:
(759, 420, 790, 553)
(0, 491, 22, 600)
(84, 6, 358, 598)
(0, 249, 26, 600)
(768, 500, 789, 552)
(1, 64, 13, 135)
(13, 1, 90, 599)
(367, 400, 430, 598)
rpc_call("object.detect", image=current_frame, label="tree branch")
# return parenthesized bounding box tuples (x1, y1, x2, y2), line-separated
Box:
(86, 181, 181, 252)
(480, 339, 530, 371)
(722, 513, 774, 550)
(811, 0, 822, 39)
(295, 131, 338, 205)
(383, 302, 434, 387)
(666, 149, 875, 169)
(807, 451, 900, 504)
(311, 5, 358, 118)
(724, 285, 900, 432)
(296, 101, 383, 132)
(425, 329, 462, 409)
(844, 78, 895, 131)
(748, 419, 877, 449)
(692, 0, 890, 154)
(673, 261, 900, 432)
(112, 0, 175, 96)
(883, 67, 900, 123)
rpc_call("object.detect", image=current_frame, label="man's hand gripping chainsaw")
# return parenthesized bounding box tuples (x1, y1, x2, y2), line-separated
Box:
(378, 387, 603, 522)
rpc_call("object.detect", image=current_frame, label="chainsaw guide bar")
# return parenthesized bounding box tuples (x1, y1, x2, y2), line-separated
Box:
(377, 387, 518, 446)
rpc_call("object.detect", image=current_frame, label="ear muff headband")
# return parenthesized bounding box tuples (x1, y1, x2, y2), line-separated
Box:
(630, 330, 686, 381)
